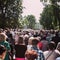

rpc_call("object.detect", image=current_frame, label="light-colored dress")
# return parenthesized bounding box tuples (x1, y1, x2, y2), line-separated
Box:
(44, 50, 60, 60)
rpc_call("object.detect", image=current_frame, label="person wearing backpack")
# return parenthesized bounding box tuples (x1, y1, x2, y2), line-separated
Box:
(31, 38, 45, 60)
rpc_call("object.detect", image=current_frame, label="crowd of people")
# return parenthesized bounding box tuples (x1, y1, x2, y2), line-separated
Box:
(0, 28, 60, 60)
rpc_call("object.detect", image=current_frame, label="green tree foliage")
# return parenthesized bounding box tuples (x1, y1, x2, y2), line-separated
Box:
(40, 5, 54, 29)
(26, 15, 36, 29)
(22, 16, 29, 28)
(18, 16, 29, 28)
(40, 0, 60, 2)
(0, 0, 23, 28)
(40, 0, 60, 29)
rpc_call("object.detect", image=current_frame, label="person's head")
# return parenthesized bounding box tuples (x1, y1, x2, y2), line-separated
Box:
(24, 34, 29, 45)
(0, 33, 7, 42)
(18, 36, 23, 44)
(47, 41, 56, 50)
(25, 50, 37, 60)
(32, 38, 39, 46)
(56, 42, 60, 51)
(0, 45, 6, 60)
(28, 37, 34, 45)
(8, 33, 13, 38)
(41, 35, 46, 41)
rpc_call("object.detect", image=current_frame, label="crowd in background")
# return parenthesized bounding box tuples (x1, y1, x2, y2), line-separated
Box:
(0, 28, 60, 60)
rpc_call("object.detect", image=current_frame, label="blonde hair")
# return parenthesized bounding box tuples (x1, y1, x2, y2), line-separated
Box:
(28, 37, 34, 45)
(0, 33, 7, 41)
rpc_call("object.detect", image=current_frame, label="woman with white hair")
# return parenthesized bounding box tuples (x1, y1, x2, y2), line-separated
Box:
(27, 37, 34, 50)
(0, 33, 11, 60)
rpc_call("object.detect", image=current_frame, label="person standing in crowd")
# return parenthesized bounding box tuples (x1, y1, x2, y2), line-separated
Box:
(44, 41, 60, 60)
(37, 38, 43, 50)
(24, 34, 29, 45)
(52, 31, 60, 47)
(0, 45, 6, 60)
(0, 33, 11, 60)
(6, 33, 15, 60)
(15, 36, 27, 60)
(27, 37, 34, 50)
(31, 38, 45, 60)
(6, 33, 15, 45)
(40, 36, 49, 51)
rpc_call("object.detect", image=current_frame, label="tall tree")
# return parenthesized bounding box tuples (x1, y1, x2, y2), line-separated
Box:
(0, 0, 23, 28)
(26, 15, 36, 29)
(40, 0, 60, 29)
(40, 5, 54, 29)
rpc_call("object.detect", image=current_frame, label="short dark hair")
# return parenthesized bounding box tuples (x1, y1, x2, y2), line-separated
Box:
(0, 45, 6, 55)
(18, 36, 23, 44)
(32, 38, 39, 45)
(48, 41, 56, 50)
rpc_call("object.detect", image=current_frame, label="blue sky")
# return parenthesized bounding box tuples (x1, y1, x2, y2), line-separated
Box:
(22, 0, 44, 22)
